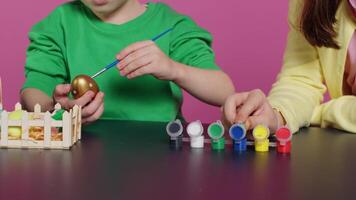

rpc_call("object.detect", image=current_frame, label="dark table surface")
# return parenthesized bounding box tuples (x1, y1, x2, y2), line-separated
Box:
(0, 120, 355, 200)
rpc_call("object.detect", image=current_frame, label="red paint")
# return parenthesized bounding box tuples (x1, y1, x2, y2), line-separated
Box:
(276, 127, 292, 153)
(275, 127, 291, 140)
(277, 141, 291, 154)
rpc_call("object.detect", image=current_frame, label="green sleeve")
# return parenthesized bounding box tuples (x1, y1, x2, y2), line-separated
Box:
(22, 8, 68, 97)
(169, 17, 220, 70)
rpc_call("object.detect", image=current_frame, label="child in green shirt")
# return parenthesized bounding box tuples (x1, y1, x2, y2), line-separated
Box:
(21, 0, 234, 124)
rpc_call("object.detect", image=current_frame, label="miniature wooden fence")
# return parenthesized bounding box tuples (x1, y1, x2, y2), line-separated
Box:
(0, 103, 81, 149)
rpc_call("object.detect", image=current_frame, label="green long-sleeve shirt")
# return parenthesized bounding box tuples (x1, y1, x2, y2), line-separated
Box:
(23, 1, 219, 121)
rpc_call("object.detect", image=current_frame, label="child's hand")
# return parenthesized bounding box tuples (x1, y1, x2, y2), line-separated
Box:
(53, 84, 104, 124)
(116, 41, 179, 80)
(222, 89, 284, 132)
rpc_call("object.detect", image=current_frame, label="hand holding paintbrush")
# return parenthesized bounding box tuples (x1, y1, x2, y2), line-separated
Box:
(51, 28, 174, 124)
(70, 28, 174, 100)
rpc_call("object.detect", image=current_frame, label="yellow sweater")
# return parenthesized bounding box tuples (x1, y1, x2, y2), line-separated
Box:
(268, 0, 356, 133)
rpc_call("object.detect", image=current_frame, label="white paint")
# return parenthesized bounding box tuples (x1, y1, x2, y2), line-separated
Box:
(187, 120, 203, 137)
(190, 136, 204, 148)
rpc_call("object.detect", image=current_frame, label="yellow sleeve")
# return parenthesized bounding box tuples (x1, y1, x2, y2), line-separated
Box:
(267, 0, 327, 133)
(311, 96, 356, 133)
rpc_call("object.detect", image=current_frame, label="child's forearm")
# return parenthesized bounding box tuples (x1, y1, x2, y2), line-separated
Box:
(20, 88, 54, 112)
(172, 62, 235, 106)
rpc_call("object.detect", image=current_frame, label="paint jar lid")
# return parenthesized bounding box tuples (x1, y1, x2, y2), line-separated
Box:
(252, 124, 270, 141)
(187, 120, 204, 137)
(166, 119, 183, 138)
(275, 126, 292, 143)
(229, 123, 246, 141)
(208, 120, 224, 139)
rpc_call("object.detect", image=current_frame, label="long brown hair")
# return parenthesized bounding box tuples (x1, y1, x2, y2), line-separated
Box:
(300, 0, 342, 49)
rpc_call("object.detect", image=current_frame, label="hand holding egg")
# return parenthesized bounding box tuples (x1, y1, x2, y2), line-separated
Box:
(53, 75, 104, 124)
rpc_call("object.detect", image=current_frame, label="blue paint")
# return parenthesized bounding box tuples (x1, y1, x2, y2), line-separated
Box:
(229, 124, 246, 140)
(233, 138, 247, 151)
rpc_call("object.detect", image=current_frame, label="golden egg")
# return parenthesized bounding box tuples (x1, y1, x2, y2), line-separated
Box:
(71, 75, 99, 99)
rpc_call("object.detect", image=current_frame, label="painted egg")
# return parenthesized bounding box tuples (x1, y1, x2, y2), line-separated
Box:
(8, 110, 23, 139)
(8, 127, 22, 139)
(71, 75, 99, 99)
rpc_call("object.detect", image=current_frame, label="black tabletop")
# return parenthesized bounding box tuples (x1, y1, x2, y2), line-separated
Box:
(0, 120, 355, 200)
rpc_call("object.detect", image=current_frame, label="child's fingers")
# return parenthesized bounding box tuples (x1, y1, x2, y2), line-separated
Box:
(220, 113, 232, 131)
(53, 84, 72, 109)
(246, 115, 266, 130)
(234, 89, 265, 123)
(69, 91, 95, 108)
(117, 45, 152, 70)
(82, 103, 104, 124)
(54, 98, 70, 110)
(126, 65, 154, 79)
(252, 106, 265, 116)
(81, 92, 104, 118)
(121, 54, 152, 76)
(223, 93, 249, 124)
(116, 40, 154, 60)
(53, 84, 71, 98)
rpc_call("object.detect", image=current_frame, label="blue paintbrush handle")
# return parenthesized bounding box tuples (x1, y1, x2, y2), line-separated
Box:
(151, 28, 173, 41)
(104, 60, 120, 71)
(91, 28, 173, 79)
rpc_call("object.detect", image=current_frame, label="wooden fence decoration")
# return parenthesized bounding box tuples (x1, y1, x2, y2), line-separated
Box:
(0, 103, 81, 149)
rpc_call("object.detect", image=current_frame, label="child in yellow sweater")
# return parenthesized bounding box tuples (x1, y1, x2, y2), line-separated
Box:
(222, 0, 356, 133)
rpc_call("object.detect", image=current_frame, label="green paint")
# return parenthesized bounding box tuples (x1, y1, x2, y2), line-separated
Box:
(209, 124, 223, 139)
(211, 138, 225, 150)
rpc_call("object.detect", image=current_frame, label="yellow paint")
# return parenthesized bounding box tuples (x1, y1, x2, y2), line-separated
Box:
(255, 139, 269, 152)
(253, 125, 269, 141)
